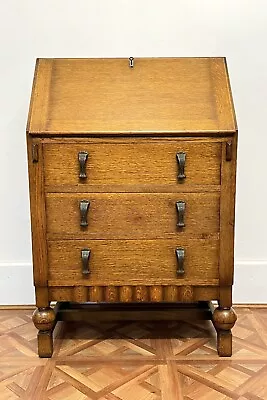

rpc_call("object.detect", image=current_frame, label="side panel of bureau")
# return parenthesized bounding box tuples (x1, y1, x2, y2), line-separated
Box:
(27, 137, 48, 290)
(219, 136, 238, 304)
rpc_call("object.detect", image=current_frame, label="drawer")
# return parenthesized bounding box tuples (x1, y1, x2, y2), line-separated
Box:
(43, 141, 221, 188)
(46, 192, 220, 240)
(47, 239, 219, 285)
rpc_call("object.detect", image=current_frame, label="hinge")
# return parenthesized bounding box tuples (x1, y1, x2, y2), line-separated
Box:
(32, 143, 39, 162)
(226, 141, 232, 161)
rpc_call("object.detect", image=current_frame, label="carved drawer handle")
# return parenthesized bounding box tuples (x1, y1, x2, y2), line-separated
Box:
(176, 248, 185, 276)
(80, 200, 90, 227)
(81, 248, 91, 275)
(176, 152, 186, 181)
(78, 151, 88, 179)
(176, 201, 186, 228)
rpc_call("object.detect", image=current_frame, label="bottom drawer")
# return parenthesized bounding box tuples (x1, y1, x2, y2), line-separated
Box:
(47, 239, 219, 286)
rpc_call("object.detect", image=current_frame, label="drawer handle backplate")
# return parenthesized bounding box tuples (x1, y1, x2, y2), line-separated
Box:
(176, 201, 186, 228)
(176, 152, 186, 181)
(176, 247, 185, 276)
(78, 151, 88, 179)
(80, 200, 90, 227)
(81, 248, 91, 275)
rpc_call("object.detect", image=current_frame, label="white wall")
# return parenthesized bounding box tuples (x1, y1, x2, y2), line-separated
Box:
(0, 0, 267, 304)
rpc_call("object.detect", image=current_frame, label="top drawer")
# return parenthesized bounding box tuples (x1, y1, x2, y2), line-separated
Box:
(43, 141, 221, 189)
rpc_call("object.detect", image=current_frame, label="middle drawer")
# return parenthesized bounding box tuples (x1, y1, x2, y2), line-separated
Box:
(46, 192, 220, 240)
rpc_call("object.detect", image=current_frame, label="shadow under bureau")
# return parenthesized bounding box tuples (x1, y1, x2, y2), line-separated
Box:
(27, 57, 238, 357)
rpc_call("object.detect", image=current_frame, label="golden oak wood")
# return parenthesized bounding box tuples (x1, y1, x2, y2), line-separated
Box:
(47, 238, 219, 285)
(44, 183, 221, 194)
(73, 286, 88, 303)
(219, 137, 237, 286)
(43, 141, 221, 187)
(212, 306, 237, 357)
(32, 306, 56, 357)
(35, 287, 49, 308)
(26, 57, 238, 358)
(219, 135, 237, 313)
(40, 136, 232, 143)
(26, 137, 48, 288)
(46, 192, 220, 240)
(26, 59, 53, 134)
(119, 286, 132, 302)
(89, 286, 104, 302)
(27, 58, 237, 135)
(47, 285, 219, 303)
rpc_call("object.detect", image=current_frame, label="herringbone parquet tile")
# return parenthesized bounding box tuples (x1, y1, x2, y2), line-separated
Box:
(0, 307, 267, 399)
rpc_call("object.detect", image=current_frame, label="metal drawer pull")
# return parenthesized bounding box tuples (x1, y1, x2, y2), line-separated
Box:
(78, 151, 88, 179)
(176, 152, 186, 181)
(81, 248, 91, 275)
(80, 200, 90, 227)
(176, 201, 186, 228)
(176, 247, 185, 276)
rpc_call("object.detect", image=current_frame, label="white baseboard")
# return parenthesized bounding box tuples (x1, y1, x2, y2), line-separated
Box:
(0, 261, 266, 305)
(233, 261, 267, 304)
(0, 263, 35, 305)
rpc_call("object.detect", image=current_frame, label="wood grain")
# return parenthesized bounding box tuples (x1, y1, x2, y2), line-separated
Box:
(27, 137, 48, 286)
(32, 307, 56, 358)
(210, 58, 237, 132)
(180, 285, 194, 302)
(150, 286, 163, 302)
(89, 286, 104, 302)
(27, 57, 237, 135)
(43, 141, 221, 187)
(133, 286, 149, 302)
(45, 183, 221, 194)
(0, 307, 266, 399)
(105, 286, 119, 302)
(35, 287, 49, 308)
(46, 192, 220, 240)
(164, 286, 178, 302)
(48, 285, 219, 302)
(38, 136, 233, 144)
(47, 239, 219, 285)
(219, 135, 237, 285)
(73, 286, 88, 302)
(119, 286, 133, 302)
(26, 58, 53, 134)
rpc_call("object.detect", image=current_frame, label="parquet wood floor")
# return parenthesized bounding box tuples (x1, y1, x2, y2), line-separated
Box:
(0, 307, 267, 399)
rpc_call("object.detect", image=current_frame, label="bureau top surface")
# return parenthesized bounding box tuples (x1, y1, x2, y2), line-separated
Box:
(27, 57, 237, 136)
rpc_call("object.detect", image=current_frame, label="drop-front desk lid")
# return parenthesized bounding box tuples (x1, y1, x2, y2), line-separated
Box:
(27, 57, 237, 136)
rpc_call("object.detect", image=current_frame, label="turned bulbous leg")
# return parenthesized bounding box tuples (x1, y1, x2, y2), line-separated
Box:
(33, 307, 55, 331)
(212, 307, 237, 357)
(213, 307, 237, 330)
(33, 307, 56, 358)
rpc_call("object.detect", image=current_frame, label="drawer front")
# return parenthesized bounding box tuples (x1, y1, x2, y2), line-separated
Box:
(47, 239, 219, 285)
(46, 192, 220, 240)
(43, 141, 221, 187)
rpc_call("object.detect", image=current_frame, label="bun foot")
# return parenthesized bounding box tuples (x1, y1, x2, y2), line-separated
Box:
(212, 307, 237, 357)
(33, 307, 56, 358)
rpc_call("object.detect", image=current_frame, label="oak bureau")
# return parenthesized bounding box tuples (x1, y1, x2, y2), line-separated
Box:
(27, 57, 238, 357)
